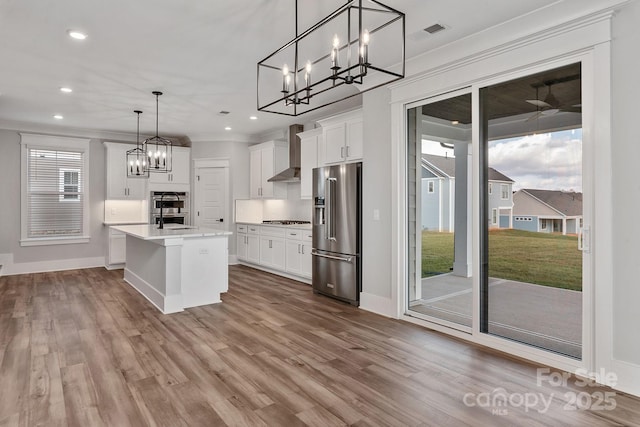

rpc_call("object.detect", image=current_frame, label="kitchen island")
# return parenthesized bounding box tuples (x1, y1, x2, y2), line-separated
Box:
(111, 224, 232, 314)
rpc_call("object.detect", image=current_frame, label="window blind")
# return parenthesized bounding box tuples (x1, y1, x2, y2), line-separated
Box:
(27, 148, 84, 237)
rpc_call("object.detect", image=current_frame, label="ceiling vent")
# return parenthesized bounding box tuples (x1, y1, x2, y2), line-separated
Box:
(424, 23, 446, 34)
(217, 110, 230, 116)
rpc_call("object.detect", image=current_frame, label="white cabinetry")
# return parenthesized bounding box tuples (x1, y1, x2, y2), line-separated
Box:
(236, 223, 311, 281)
(285, 229, 312, 278)
(259, 227, 286, 270)
(104, 142, 147, 200)
(148, 146, 190, 190)
(246, 225, 260, 263)
(318, 109, 363, 165)
(236, 224, 248, 260)
(107, 228, 126, 267)
(298, 128, 323, 199)
(249, 140, 288, 199)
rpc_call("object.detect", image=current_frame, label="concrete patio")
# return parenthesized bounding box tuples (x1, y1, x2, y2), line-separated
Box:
(409, 274, 582, 358)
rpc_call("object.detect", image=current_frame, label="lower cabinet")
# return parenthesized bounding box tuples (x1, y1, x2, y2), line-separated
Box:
(285, 230, 312, 278)
(236, 223, 311, 280)
(260, 236, 285, 270)
(107, 228, 126, 267)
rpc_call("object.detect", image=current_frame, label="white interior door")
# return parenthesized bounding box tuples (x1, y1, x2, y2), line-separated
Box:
(194, 166, 228, 230)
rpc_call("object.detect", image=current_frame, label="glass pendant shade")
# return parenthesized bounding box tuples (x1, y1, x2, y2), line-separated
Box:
(126, 110, 149, 178)
(143, 91, 173, 173)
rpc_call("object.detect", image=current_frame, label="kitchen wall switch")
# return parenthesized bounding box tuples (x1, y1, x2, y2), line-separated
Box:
(111, 208, 117, 215)
(373, 209, 380, 221)
(199, 248, 209, 255)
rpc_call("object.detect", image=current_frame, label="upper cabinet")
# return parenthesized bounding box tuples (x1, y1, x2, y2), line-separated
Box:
(318, 109, 363, 165)
(104, 142, 147, 200)
(249, 140, 288, 199)
(148, 146, 191, 191)
(298, 127, 323, 200)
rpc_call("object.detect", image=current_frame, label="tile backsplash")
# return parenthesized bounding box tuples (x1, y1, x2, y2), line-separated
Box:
(235, 199, 312, 223)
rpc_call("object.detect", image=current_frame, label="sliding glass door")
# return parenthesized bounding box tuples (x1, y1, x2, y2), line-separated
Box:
(407, 62, 586, 359)
(480, 63, 583, 358)
(407, 91, 473, 330)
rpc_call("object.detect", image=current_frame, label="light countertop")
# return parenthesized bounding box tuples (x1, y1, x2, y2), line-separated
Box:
(104, 221, 148, 226)
(111, 224, 232, 240)
(237, 222, 312, 230)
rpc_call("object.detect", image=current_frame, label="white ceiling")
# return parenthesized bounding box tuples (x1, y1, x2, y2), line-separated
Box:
(0, 0, 570, 142)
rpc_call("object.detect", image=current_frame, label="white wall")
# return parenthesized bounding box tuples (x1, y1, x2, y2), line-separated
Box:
(360, 89, 394, 306)
(0, 129, 108, 272)
(610, 0, 640, 366)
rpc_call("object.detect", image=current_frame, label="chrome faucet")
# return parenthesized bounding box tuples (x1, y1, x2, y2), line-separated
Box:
(158, 192, 181, 229)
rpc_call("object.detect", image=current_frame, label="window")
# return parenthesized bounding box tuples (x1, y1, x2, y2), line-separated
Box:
(20, 134, 91, 246)
(488, 182, 493, 195)
(500, 184, 509, 200)
(541, 220, 547, 230)
(428, 180, 435, 193)
(492, 208, 498, 225)
(59, 169, 80, 201)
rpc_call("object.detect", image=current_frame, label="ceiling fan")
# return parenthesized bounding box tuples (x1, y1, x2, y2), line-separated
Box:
(525, 80, 581, 122)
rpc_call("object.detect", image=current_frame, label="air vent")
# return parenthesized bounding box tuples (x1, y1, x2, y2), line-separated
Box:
(217, 110, 230, 116)
(424, 23, 446, 34)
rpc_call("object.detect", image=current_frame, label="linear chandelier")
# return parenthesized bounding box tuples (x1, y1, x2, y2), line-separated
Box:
(143, 91, 172, 173)
(126, 110, 149, 178)
(257, 0, 405, 116)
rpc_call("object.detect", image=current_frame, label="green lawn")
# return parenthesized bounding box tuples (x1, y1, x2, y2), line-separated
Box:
(422, 229, 582, 291)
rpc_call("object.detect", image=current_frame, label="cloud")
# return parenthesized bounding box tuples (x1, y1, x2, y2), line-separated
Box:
(489, 130, 582, 191)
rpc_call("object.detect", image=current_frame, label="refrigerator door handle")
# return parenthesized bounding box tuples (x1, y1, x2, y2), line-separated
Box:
(326, 177, 337, 241)
(311, 250, 352, 263)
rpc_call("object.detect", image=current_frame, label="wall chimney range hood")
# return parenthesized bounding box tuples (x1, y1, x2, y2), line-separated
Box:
(268, 124, 305, 182)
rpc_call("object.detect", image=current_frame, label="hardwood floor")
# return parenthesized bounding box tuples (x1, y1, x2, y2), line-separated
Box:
(1, 265, 639, 426)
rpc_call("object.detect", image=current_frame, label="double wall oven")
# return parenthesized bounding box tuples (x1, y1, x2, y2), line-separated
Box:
(150, 191, 190, 226)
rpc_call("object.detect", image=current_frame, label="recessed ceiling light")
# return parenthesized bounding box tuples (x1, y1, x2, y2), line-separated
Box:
(249, 116, 257, 120)
(451, 120, 459, 125)
(225, 126, 232, 131)
(60, 87, 73, 93)
(53, 114, 64, 120)
(67, 30, 87, 40)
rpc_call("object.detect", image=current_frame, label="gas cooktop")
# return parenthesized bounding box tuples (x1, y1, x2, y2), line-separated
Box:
(262, 220, 311, 225)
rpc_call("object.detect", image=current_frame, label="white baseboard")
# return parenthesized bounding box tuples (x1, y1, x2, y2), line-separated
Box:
(123, 268, 183, 314)
(359, 292, 399, 318)
(0, 254, 105, 276)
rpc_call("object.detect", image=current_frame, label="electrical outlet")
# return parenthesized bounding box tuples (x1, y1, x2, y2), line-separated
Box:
(199, 248, 209, 255)
(373, 209, 380, 221)
(111, 208, 117, 215)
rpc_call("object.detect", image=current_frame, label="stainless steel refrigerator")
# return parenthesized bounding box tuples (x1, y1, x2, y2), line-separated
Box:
(312, 162, 362, 306)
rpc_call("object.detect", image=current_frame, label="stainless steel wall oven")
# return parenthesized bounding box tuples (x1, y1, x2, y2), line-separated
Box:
(150, 191, 189, 226)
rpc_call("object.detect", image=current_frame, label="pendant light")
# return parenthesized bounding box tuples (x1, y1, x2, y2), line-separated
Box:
(257, 0, 405, 116)
(126, 110, 149, 178)
(142, 91, 172, 173)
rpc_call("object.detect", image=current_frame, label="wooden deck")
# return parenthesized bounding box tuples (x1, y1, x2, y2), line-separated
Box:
(0, 265, 638, 426)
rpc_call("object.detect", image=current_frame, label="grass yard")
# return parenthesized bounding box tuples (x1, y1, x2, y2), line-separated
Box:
(422, 229, 582, 291)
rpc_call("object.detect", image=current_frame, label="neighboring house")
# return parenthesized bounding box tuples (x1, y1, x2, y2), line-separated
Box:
(421, 154, 514, 231)
(510, 189, 583, 235)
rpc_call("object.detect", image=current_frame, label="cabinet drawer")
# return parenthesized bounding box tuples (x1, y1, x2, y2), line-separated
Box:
(260, 226, 286, 238)
(285, 230, 302, 240)
(247, 225, 260, 234)
(302, 231, 312, 242)
(237, 224, 247, 233)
